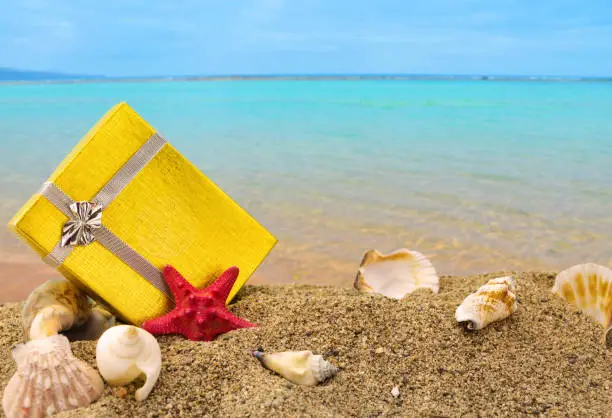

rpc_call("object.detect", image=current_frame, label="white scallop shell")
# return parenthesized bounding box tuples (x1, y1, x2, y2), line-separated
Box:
(354, 249, 439, 299)
(552, 263, 612, 346)
(96, 325, 161, 401)
(455, 276, 517, 331)
(22, 279, 92, 341)
(2, 334, 104, 418)
(253, 350, 338, 386)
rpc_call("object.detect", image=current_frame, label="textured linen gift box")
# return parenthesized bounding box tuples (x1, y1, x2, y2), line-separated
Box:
(9, 102, 277, 325)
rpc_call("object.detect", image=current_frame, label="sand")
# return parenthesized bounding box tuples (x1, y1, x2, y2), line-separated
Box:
(1, 272, 610, 417)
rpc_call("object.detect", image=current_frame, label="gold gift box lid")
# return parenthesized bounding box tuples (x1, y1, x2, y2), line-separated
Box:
(9, 102, 277, 325)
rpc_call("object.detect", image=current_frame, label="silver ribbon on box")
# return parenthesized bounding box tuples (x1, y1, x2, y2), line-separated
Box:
(39, 132, 172, 298)
(61, 202, 102, 246)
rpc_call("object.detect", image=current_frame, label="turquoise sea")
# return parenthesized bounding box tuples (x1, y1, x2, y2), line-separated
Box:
(1, 79, 611, 288)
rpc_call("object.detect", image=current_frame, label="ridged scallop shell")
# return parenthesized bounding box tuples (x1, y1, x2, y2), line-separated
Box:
(552, 263, 612, 346)
(455, 276, 517, 331)
(96, 325, 161, 401)
(354, 249, 439, 298)
(2, 334, 104, 418)
(252, 350, 338, 386)
(22, 280, 92, 341)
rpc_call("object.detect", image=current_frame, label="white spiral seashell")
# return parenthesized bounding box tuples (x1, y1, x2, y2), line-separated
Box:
(455, 276, 517, 331)
(96, 325, 161, 401)
(2, 334, 104, 418)
(253, 350, 339, 386)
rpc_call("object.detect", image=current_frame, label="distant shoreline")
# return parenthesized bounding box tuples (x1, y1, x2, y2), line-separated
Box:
(2, 74, 612, 86)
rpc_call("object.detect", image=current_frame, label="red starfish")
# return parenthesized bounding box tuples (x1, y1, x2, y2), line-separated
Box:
(142, 265, 256, 341)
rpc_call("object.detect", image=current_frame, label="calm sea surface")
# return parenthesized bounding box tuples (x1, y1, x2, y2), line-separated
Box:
(1, 80, 611, 287)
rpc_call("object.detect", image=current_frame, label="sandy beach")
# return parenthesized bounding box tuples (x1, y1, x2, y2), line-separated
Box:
(1, 272, 609, 417)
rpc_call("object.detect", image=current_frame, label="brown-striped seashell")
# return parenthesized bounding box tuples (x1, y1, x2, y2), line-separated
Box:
(22, 279, 92, 341)
(354, 249, 439, 298)
(455, 276, 517, 331)
(552, 263, 612, 347)
(252, 350, 338, 386)
(2, 334, 104, 417)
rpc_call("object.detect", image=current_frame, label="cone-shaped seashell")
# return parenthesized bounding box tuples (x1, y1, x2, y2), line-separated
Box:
(252, 350, 338, 386)
(552, 263, 612, 346)
(455, 276, 517, 331)
(2, 334, 104, 418)
(96, 325, 161, 401)
(354, 249, 439, 299)
(22, 279, 92, 341)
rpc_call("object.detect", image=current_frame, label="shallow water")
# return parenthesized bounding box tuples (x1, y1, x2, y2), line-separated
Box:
(1, 79, 611, 290)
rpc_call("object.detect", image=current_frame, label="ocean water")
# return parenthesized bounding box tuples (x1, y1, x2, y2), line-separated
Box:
(1, 79, 611, 287)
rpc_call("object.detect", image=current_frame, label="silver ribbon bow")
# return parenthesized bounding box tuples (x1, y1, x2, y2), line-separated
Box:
(61, 202, 103, 247)
(39, 132, 172, 299)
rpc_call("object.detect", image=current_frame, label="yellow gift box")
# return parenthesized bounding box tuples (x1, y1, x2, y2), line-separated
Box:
(8, 102, 276, 325)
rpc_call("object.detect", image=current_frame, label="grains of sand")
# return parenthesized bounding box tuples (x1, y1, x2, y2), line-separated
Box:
(1, 272, 610, 417)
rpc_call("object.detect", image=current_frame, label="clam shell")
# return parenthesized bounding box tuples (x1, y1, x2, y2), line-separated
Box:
(2, 334, 104, 418)
(455, 276, 517, 331)
(22, 279, 92, 341)
(253, 350, 338, 386)
(354, 249, 439, 299)
(96, 325, 161, 401)
(552, 263, 612, 346)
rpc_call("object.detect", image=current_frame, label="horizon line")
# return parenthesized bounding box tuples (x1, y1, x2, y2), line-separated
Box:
(1, 72, 612, 86)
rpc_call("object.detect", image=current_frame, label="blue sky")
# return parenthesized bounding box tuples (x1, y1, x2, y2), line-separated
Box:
(1, 0, 611, 77)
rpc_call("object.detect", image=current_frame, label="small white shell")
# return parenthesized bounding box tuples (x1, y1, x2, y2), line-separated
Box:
(455, 276, 517, 331)
(354, 249, 439, 298)
(96, 325, 161, 401)
(2, 334, 104, 418)
(552, 263, 612, 346)
(22, 279, 92, 341)
(253, 350, 338, 386)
